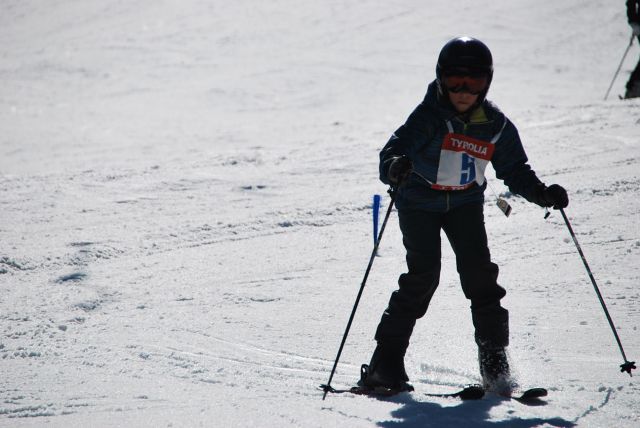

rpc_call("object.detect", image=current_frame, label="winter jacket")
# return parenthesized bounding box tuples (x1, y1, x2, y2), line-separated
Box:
(628, 0, 640, 24)
(379, 81, 545, 212)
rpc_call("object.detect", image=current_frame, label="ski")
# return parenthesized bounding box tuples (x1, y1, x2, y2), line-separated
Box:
(320, 383, 413, 397)
(322, 383, 547, 403)
(427, 386, 547, 403)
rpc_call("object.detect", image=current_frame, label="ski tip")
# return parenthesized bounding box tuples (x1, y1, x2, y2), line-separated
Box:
(423, 385, 485, 400)
(517, 387, 548, 402)
(522, 387, 547, 397)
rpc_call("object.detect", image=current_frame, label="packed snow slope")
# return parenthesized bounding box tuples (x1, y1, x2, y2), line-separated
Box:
(1, 0, 639, 426)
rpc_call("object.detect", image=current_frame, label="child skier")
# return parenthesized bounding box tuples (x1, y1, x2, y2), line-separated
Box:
(360, 37, 569, 393)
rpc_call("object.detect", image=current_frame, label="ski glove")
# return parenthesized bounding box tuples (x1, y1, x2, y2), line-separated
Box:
(541, 184, 569, 209)
(632, 23, 640, 37)
(387, 156, 413, 185)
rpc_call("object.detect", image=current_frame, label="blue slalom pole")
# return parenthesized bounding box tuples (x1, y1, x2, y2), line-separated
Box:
(373, 194, 381, 245)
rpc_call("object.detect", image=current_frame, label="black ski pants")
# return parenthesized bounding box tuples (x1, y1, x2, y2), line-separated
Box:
(627, 35, 640, 92)
(374, 201, 509, 351)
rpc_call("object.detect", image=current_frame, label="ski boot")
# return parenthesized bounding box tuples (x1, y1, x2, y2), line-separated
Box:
(625, 81, 640, 99)
(359, 344, 413, 393)
(478, 345, 515, 395)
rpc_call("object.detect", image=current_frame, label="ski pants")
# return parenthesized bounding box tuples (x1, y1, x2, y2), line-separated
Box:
(374, 201, 509, 351)
(627, 35, 640, 92)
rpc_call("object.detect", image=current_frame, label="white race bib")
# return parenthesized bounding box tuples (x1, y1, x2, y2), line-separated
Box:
(432, 120, 505, 191)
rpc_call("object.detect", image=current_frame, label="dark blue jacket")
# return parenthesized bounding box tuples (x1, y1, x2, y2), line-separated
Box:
(380, 81, 545, 212)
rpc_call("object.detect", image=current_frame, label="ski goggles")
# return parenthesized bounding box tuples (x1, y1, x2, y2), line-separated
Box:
(442, 73, 489, 95)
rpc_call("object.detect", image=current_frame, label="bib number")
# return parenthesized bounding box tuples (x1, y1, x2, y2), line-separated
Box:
(460, 153, 476, 185)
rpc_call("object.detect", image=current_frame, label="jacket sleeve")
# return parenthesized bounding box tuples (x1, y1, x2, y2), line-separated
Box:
(491, 117, 546, 206)
(628, 0, 640, 23)
(379, 102, 433, 184)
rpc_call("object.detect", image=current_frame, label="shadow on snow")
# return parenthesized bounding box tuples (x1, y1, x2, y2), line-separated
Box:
(375, 394, 576, 428)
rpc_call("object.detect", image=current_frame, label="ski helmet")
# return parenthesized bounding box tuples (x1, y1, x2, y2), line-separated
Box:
(436, 37, 493, 104)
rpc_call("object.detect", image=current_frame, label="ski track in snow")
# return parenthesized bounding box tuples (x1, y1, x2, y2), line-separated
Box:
(1, 0, 640, 426)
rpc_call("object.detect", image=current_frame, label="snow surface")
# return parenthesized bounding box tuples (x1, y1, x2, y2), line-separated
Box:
(1, 0, 639, 426)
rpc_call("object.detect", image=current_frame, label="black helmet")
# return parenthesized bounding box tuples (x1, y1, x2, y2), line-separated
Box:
(436, 37, 493, 104)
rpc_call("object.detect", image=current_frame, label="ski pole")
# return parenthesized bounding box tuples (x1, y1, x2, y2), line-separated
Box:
(321, 188, 397, 400)
(604, 34, 635, 101)
(559, 208, 636, 376)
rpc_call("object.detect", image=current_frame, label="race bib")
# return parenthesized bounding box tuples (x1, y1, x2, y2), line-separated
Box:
(432, 120, 505, 191)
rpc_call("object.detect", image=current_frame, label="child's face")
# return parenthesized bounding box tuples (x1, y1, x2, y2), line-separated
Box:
(449, 91, 479, 113)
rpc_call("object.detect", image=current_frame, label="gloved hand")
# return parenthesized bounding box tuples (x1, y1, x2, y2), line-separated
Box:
(631, 23, 640, 36)
(387, 156, 413, 185)
(541, 184, 569, 209)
